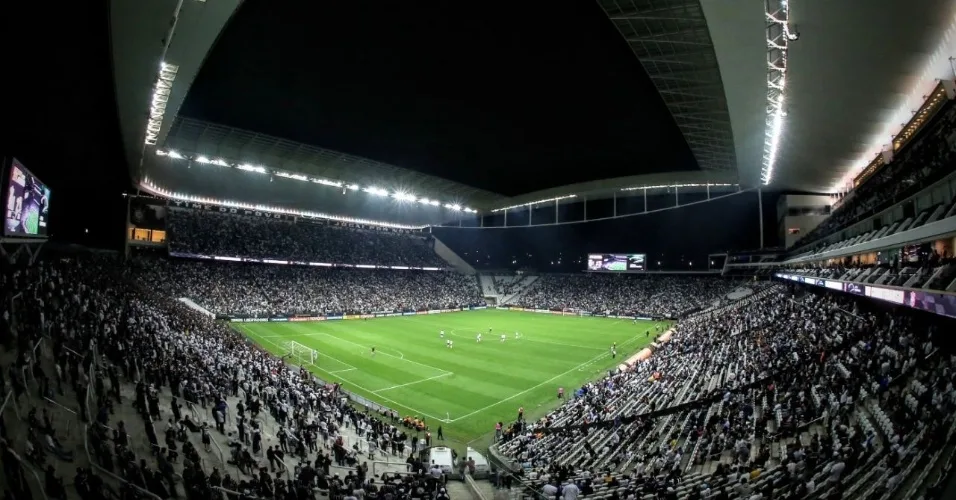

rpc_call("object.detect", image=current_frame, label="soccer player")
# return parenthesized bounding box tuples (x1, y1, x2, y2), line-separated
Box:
(371, 346, 376, 357)
(440, 330, 445, 338)
(500, 334, 506, 342)
(446, 339, 451, 348)
(449, 340, 453, 349)
(476, 333, 482, 342)
(515, 331, 520, 339)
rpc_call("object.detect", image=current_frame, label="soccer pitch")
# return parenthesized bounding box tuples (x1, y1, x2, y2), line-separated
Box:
(235, 310, 664, 446)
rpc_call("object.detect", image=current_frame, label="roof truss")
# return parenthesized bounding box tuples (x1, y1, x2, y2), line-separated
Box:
(598, 0, 737, 173)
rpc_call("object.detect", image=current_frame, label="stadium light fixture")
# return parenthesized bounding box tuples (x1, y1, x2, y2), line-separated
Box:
(313, 178, 343, 188)
(144, 62, 179, 146)
(237, 164, 267, 174)
(392, 191, 418, 202)
(761, 1, 797, 185)
(276, 172, 309, 181)
(490, 194, 577, 213)
(154, 149, 474, 211)
(140, 179, 428, 230)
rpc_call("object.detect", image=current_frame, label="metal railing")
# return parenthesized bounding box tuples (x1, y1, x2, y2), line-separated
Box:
(83, 343, 163, 500)
(0, 338, 49, 499)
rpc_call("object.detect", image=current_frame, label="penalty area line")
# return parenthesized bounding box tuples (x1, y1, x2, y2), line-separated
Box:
(247, 329, 449, 423)
(327, 368, 357, 374)
(372, 372, 453, 394)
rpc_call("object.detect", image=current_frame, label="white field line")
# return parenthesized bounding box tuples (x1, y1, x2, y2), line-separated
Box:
(296, 326, 451, 376)
(327, 368, 357, 374)
(445, 333, 645, 423)
(373, 372, 453, 394)
(241, 325, 449, 422)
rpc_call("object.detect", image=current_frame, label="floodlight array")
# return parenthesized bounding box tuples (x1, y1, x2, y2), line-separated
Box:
(144, 62, 179, 146)
(490, 195, 577, 213)
(619, 183, 738, 192)
(154, 149, 478, 213)
(140, 177, 429, 230)
(762, 0, 797, 185)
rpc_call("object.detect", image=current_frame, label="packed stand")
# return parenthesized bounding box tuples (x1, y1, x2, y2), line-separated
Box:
(794, 101, 956, 250)
(516, 274, 736, 318)
(3, 257, 461, 500)
(168, 209, 444, 267)
(131, 258, 484, 317)
(494, 284, 955, 499)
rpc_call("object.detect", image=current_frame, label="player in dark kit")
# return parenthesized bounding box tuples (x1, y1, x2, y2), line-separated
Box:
(371, 346, 376, 357)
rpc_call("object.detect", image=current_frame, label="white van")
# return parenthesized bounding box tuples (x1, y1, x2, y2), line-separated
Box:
(464, 447, 491, 479)
(429, 446, 455, 475)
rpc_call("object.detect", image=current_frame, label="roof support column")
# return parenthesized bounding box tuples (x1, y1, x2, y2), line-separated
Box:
(613, 192, 617, 217)
(643, 188, 648, 213)
(675, 186, 679, 207)
(480, 215, 484, 228)
(706, 184, 710, 200)
(528, 204, 532, 226)
(555, 199, 559, 224)
(504, 209, 508, 228)
(583, 196, 587, 221)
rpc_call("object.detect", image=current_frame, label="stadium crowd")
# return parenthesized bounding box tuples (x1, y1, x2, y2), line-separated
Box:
(516, 274, 736, 318)
(132, 258, 484, 317)
(494, 283, 955, 500)
(3, 244, 954, 500)
(793, 101, 956, 250)
(168, 209, 444, 267)
(1, 258, 458, 500)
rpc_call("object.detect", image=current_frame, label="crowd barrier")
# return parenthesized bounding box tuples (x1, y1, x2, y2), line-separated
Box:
(221, 305, 489, 322)
(493, 305, 675, 321)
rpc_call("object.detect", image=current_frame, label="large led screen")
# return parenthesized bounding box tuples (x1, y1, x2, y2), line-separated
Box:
(4, 159, 50, 237)
(587, 253, 646, 272)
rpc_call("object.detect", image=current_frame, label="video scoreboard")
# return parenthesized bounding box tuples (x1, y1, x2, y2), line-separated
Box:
(587, 253, 646, 272)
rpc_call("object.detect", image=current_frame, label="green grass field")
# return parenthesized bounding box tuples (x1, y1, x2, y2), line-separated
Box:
(234, 310, 665, 448)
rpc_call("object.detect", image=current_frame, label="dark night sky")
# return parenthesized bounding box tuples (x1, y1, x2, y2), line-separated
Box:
(4, 0, 706, 250)
(183, 0, 699, 197)
(6, 0, 129, 249)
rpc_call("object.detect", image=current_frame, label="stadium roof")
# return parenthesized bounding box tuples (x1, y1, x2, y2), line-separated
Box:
(163, 117, 509, 208)
(111, 0, 956, 214)
(753, 0, 956, 192)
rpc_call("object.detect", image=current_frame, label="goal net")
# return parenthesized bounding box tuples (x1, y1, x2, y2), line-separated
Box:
(284, 340, 318, 367)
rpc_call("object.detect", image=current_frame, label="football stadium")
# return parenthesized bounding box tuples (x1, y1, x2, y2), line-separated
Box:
(6, 1, 956, 499)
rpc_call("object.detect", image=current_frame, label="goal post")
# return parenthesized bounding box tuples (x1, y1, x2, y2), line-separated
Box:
(283, 340, 317, 367)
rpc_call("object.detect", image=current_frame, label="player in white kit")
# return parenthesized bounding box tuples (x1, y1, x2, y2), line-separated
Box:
(515, 331, 520, 339)
(500, 334, 506, 342)
(440, 330, 445, 338)
(476, 333, 482, 342)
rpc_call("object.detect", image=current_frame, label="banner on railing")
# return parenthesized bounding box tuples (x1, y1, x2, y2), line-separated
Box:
(223, 304, 489, 323)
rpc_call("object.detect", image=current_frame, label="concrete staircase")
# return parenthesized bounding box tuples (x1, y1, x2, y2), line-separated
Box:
(479, 274, 497, 298)
(500, 276, 539, 305)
